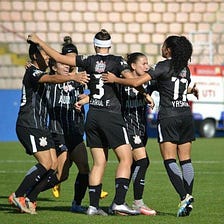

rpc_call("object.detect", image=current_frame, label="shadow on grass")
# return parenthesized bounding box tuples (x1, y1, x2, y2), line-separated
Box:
(0, 195, 69, 214)
(1, 195, 176, 217)
(0, 195, 55, 202)
(156, 210, 176, 217)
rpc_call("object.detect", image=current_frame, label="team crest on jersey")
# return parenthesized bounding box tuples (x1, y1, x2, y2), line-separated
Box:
(95, 60, 106, 73)
(120, 59, 128, 66)
(63, 83, 74, 93)
(32, 69, 44, 77)
(39, 137, 47, 147)
(179, 68, 187, 78)
(133, 135, 141, 144)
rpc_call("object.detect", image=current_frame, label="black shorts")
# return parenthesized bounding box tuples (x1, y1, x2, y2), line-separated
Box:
(126, 121, 147, 149)
(157, 115, 195, 144)
(16, 125, 55, 155)
(64, 133, 84, 151)
(51, 132, 68, 155)
(128, 134, 148, 150)
(85, 109, 130, 149)
(51, 132, 83, 153)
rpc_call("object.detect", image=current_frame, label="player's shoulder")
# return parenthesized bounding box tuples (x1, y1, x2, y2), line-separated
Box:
(107, 54, 124, 61)
(155, 59, 171, 69)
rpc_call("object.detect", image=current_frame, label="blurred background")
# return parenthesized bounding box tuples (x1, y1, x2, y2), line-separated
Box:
(0, 0, 224, 141)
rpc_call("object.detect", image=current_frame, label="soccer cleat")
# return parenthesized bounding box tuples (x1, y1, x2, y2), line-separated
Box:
(108, 202, 140, 216)
(100, 190, 108, 199)
(25, 198, 37, 215)
(8, 193, 29, 213)
(52, 184, 61, 198)
(8, 193, 16, 206)
(71, 200, 86, 213)
(185, 204, 193, 216)
(177, 194, 194, 217)
(86, 206, 108, 216)
(132, 200, 157, 216)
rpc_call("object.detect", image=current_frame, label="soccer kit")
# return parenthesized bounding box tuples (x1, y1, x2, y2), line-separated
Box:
(120, 85, 148, 149)
(16, 65, 54, 155)
(47, 81, 85, 152)
(120, 79, 158, 149)
(76, 54, 130, 149)
(148, 59, 195, 144)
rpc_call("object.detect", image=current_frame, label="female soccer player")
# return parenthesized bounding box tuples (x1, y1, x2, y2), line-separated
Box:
(102, 35, 196, 217)
(120, 52, 157, 216)
(9, 42, 89, 214)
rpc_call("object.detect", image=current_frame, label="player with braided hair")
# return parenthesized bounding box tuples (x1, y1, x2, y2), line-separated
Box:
(103, 35, 196, 217)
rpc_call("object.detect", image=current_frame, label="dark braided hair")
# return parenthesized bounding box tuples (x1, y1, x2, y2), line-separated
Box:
(164, 35, 193, 74)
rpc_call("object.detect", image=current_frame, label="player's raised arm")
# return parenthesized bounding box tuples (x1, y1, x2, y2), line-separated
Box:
(39, 71, 89, 85)
(102, 71, 151, 87)
(27, 34, 76, 67)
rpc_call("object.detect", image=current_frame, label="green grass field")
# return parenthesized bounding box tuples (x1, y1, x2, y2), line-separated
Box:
(0, 138, 223, 224)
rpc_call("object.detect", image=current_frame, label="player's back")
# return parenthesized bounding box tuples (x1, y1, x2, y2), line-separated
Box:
(77, 54, 129, 113)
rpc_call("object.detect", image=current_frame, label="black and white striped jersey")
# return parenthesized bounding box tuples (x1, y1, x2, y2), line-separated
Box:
(120, 85, 148, 137)
(46, 81, 85, 136)
(76, 54, 129, 114)
(16, 65, 48, 129)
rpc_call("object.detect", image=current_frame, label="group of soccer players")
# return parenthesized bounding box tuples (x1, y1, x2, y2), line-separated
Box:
(9, 29, 197, 217)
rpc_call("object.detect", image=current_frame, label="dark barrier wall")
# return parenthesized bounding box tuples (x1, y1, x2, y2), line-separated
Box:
(1, 90, 221, 141)
(0, 90, 20, 141)
(0, 90, 93, 141)
(0, 90, 157, 141)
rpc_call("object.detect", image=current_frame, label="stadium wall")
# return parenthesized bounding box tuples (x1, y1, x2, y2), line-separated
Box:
(0, 0, 224, 89)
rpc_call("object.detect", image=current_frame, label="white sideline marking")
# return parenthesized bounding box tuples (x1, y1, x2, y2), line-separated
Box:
(0, 160, 223, 174)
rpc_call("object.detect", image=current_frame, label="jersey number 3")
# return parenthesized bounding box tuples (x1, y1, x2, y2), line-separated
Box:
(93, 74, 104, 99)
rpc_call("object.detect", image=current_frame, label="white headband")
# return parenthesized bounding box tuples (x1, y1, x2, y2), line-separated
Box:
(93, 38, 111, 48)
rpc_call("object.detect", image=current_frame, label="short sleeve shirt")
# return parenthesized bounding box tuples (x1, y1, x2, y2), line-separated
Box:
(47, 81, 85, 136)
(16, 65, 48, 129)
(148, 59, 192, 119)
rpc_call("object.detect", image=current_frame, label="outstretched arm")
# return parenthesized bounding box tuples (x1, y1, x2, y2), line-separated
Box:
(102, 71, 154, 108)
(27, 34, 76, 66)
(39, 71, 89, 85)
(102, 72, 151, 87)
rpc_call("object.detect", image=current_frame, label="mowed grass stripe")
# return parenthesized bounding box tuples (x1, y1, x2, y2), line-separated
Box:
(0, 138, 223, 224)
